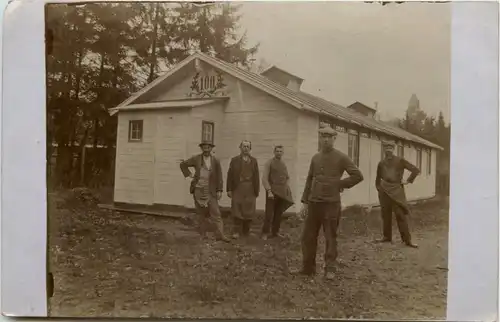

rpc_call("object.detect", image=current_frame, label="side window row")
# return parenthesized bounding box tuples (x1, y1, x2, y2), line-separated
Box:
(127, 119, 215, 144)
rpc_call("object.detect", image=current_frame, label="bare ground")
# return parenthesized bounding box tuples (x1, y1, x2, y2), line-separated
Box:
(48, 188, 448, 319)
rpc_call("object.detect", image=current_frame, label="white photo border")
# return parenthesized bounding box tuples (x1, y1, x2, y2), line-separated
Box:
(0, 0, 498, 320)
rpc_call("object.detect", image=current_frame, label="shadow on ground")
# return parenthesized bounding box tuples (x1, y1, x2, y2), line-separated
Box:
(48, 188, 448, 319)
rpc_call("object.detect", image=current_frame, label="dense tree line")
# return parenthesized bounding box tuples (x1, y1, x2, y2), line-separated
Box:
(46, 2, 258, 188)
(398, 106, 451, 160)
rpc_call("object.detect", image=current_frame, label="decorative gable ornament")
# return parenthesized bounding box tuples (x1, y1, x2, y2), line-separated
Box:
(187, 70, 227, 98)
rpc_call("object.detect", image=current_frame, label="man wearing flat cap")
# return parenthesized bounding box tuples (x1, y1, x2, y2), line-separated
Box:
(375, 140, 420, 248)
(180, 139, 230, 243)
(296, 124, 364, 280)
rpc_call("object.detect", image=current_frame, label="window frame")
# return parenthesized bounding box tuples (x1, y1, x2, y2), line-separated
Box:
(128, 120, 143, 142)
(397, 144, 404, 158)
(348, 132, 360, 166)
(201, 120, 215, 145)
(427, 149, 432, 175)
(416, 148, 422, 171)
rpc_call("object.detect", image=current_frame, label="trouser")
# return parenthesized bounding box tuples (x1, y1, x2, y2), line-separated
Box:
(301, 201, 342, 273)
(378, 190, 412, 243)
(262, 194, 288, 236)
(233, 217, 251, 236)
(193, 194, 225, 239)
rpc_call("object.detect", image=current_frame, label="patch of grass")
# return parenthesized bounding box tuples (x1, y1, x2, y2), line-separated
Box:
(48, 189, 448, 319)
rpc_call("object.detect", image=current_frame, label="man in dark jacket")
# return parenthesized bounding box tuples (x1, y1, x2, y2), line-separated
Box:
(261, 145, 294, 239)
(296, 124, 364, 280)
(180, 139, 230, 243)
(227, 140, 260, 238)
(375, 140, 420, 248)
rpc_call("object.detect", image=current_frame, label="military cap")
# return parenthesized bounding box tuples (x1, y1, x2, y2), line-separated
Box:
(318, 124, 338, 136)
(381, 140, 396, 148)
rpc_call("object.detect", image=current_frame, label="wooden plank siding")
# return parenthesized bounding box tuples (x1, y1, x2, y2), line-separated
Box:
(114, 111, 156, 205)
(217, 80, 299, 211)
(113, 63, 439, 212)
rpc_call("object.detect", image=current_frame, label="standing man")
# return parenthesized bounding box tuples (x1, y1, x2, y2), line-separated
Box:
(296, 124, 363, 280)
(261, 145, 294, 240)
(180, 139, 230, 243)
(227, 140, 260, 238)
(375, 140, 420, 248)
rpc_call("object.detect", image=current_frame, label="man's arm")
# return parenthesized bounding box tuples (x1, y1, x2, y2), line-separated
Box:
(402, 158, 420, 183)
(226, 158, 234, 192)
(375, 162, 382, 189)
(261, 159, 272, 192)
(215, 158, 223, 192)
(180, 156, 196, 177)
(340, 156, 364, 189)
(301, 158, 314, 203)
(253, 158, 260, 197)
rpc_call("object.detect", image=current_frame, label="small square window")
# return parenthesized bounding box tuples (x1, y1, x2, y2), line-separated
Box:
(201, 121, 214, 144)
(128, 120, 143, 142)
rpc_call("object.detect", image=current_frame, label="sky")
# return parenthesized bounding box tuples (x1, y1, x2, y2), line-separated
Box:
(238, 1, 451, 123)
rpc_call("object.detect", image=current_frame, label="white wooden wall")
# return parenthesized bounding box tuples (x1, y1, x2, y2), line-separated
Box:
(114, 111, 156, 205)
(113, 61, 439, 211)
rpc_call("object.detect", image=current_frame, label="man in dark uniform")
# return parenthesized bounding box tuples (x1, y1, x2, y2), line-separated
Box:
(295, 124, 364, 280)
(261, 145, 294, 240)
(226, 140, 260, 238)
(180, 139, 230, 243)
(375, 140, 420, 248)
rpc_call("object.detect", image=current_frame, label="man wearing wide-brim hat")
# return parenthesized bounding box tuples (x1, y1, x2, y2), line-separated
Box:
(295, 124, 364, 280)
(375, 139, 420, 248)
(180, 139, 230, 243)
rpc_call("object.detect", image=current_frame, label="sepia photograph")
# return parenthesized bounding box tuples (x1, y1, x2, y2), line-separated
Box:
(45, 1, 452, 319)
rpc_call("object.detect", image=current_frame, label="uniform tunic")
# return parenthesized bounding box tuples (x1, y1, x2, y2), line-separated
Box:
(301, 148, 363, 203)
(262, 158, 294, 235)
(300, 147, 363, 273)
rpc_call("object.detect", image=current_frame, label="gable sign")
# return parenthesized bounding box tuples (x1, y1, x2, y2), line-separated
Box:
(186, 70, 228, 98)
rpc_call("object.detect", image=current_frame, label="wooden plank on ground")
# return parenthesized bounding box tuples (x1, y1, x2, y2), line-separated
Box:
(98, 204, 187, 220)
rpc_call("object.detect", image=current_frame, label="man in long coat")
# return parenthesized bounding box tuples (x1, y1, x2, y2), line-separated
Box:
(375, 140, 420, 248)
(261, 145, 294, 239)
(227, 140, 260, 238)
(296, 124, 364, 280)
(180, 139, 230, 243)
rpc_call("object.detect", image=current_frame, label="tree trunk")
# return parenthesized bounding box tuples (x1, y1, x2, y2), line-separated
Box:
(147, 3, 161, 83)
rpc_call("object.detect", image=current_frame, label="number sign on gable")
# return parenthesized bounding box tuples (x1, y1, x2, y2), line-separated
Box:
(187, 70, 227, 98)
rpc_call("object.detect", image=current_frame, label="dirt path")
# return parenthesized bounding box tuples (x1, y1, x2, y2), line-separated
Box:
(48, 192, 448, 319)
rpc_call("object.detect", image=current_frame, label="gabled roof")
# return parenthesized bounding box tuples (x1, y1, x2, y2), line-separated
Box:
(112, 52, 442, 150)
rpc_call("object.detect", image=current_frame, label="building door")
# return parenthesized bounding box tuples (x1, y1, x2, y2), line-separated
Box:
(153, 111, 189, 206)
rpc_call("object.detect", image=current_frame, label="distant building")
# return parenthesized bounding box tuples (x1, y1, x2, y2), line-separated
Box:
(347, 101, 377, 119)
(109, 52, 443, 213)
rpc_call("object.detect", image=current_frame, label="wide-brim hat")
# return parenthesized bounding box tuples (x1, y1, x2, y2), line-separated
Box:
(199, 140, 215, 147)
(318, 124, 338, 136)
